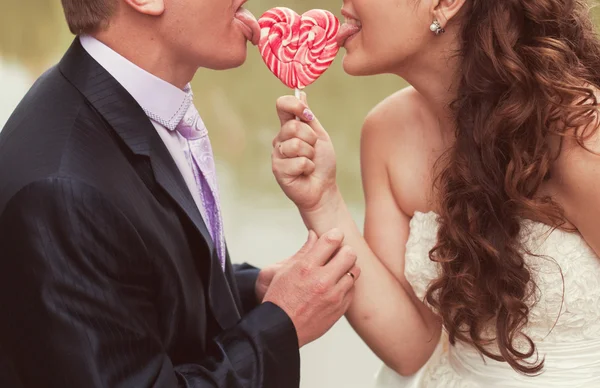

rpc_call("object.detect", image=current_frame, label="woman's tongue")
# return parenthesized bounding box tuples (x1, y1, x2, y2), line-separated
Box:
(336, 23, 361, 47)
(235, 8, 260, 46)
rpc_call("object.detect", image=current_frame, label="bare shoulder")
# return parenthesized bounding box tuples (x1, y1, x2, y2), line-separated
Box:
(544, 113, 600, 256)
(362, 87, 430, 142)
(361, 87, 441, 215)
(552, 121, 600, 218)
(539, 79, 598, 227)
(361, 86, 437, 161)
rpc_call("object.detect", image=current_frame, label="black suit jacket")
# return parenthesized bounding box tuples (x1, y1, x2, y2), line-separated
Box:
(0, 38, 300, 388)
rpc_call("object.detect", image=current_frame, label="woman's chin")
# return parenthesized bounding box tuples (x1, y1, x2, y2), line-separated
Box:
(342, 54, 377, 77)
(342, 54, 361, 76)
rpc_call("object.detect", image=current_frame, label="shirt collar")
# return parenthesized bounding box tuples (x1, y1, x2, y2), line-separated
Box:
(79, 35, 191, 130)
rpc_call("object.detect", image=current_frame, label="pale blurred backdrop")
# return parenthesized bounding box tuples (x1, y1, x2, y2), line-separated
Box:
(0, 1, 402, 387)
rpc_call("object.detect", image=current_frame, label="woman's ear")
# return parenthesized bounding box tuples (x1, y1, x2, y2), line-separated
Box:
(430, 0, 467, 29)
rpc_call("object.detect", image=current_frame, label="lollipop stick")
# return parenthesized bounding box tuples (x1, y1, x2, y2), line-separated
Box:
(294, 88, 302, 120)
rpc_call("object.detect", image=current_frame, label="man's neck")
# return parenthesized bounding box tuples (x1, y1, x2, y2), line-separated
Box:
(93, 30, 196, 90)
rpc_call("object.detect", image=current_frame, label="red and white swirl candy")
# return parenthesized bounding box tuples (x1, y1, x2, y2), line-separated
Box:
(258, 7, 340, 89)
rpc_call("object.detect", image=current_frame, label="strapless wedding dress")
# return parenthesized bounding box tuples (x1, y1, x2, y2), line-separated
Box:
(374, 211, 600, 387)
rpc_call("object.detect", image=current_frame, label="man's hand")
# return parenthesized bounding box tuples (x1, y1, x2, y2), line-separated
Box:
(263, 228, 360, 348)
(255, 263, 282, 303)
(255, 231, 318, 302)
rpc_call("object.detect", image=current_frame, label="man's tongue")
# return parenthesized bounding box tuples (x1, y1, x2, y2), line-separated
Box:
(235, 8, 260, 46)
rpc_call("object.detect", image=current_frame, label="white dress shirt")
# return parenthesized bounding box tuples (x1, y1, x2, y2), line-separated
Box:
(80, 35, 206, 216)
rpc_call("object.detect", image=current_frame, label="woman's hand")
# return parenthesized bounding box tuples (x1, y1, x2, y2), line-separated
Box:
(272, 93, 339, 212)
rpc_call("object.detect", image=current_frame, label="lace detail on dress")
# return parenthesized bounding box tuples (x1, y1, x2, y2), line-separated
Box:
(520, 219, 600, 341)
(404, 212, 600, 341)
(375, 211, 600, 388)
(403, 212, 440, 306)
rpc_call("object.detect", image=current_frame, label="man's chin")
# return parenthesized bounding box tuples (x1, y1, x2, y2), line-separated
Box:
(202, 46, 248, 70)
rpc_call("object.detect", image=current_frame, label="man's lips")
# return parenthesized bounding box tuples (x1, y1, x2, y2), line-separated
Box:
(234, 7, 260, 45)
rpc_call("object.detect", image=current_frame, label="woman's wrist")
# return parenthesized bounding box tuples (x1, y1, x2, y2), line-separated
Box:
(299, 186, 348, 235)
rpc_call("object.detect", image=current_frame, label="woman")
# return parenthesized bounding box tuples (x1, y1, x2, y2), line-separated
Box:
(271, 0, 600, 386)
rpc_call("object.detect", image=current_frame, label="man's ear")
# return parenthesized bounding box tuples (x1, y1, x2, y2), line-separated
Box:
(122, 0, 165, 16)
(430, 0, 467, 29)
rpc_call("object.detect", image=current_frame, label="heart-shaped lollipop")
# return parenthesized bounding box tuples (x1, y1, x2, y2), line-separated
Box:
(258, 7, 340, 90)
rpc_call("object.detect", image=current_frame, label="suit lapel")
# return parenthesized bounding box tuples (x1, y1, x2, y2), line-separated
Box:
(58, 38, 241, 329)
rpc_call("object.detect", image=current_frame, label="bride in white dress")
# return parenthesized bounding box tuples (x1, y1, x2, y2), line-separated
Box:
(374, 211, 600, 387)
(269, 0, 600, 386)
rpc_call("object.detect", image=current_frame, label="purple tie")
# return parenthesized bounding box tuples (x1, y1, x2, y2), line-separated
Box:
(175, 101, 226, 270)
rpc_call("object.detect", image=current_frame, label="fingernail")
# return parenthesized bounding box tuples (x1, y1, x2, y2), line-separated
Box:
(303, 108, 315, 122)
(325, 228, 343, 243)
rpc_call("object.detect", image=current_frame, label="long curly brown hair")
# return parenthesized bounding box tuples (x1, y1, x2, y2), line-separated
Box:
(425, 0, 600, 375)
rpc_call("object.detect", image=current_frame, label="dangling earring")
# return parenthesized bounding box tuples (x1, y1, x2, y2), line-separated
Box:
(429, 19, 445, 35)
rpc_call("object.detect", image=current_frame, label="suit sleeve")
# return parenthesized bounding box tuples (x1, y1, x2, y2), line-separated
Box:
(0, 178, 300, 388)
(232, 263, 261, 314)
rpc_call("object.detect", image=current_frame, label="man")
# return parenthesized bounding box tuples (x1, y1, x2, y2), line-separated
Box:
(0, 0, 360, 387)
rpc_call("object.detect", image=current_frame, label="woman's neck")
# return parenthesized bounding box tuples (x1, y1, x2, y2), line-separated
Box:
(395, 35, 462, 138)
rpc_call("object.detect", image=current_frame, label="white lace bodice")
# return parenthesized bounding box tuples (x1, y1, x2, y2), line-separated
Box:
(375, 211, 600, 387)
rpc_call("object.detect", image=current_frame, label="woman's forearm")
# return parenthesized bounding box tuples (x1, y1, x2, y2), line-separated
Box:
(299, 189, 442, 375)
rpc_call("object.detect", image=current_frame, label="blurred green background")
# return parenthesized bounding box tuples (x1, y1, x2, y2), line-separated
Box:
(3, 1, 600, 387)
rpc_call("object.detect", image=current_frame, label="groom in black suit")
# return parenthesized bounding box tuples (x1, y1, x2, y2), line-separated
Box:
(0, 0, 360, 387)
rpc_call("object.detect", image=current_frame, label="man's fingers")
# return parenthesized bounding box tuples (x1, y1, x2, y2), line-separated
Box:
(323, 245, 358, 285)
(343, 265, 360, 284)
(297, 230, 318, 256)
(333, 266, 359, 296)
(304, 229, 344, 266)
